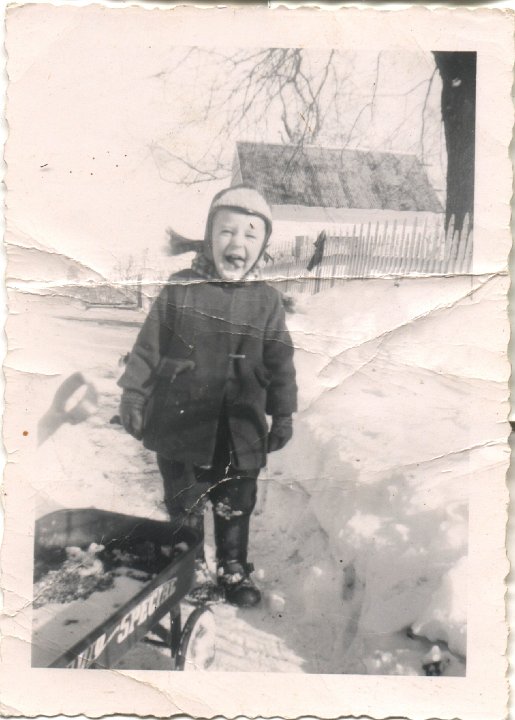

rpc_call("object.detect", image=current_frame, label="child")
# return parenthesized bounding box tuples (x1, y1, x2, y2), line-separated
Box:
(118, 186, 297, 607)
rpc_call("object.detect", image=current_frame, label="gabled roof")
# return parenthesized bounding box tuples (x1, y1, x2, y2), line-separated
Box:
(234, 142, 443, 213)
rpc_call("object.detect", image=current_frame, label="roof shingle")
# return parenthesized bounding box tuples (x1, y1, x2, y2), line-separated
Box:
(234, 142, 442, 213)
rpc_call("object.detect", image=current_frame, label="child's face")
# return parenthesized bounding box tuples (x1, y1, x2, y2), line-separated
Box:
(211, 209, 267, 280)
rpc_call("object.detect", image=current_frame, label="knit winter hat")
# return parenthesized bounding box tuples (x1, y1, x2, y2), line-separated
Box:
(204, 185, 273, 256)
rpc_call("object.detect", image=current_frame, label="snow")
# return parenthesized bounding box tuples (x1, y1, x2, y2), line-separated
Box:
(411, 556, 468, 657)
(22, 273, 506, 674)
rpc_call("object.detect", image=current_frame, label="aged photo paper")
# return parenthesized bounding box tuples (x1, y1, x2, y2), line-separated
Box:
(1, 3, 513, 719)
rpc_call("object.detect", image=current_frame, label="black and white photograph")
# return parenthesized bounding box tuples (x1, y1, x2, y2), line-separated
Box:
(1, 5, 511, 719)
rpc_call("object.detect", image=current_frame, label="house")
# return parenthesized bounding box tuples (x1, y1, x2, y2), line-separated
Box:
(231, 142, 444, 256)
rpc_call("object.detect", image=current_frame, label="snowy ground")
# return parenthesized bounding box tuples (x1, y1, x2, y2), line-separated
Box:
(17, 272, 508, 675)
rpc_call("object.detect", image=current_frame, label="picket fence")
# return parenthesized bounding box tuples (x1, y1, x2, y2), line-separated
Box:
(79, 215, 473, 306)
(261, 215, 473, 295)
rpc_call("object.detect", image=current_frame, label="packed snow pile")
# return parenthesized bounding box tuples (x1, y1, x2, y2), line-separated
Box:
(23, 272, 508, 674)
(261, 273, 507, 673)
(411, 556, 468, 657)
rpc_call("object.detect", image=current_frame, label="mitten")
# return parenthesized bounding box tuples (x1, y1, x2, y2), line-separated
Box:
(120, 390, 146, 440)
(268, 415, 293, 453)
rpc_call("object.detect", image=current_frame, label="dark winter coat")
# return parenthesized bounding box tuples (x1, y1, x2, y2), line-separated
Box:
(118, 269, 297, 469)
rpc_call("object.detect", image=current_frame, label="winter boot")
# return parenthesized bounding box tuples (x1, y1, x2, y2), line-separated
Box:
(173, 512, 223, 605)
(187, 560, 224, 605)
(213, 511, 261, 608)
(217, 560, 261, 608)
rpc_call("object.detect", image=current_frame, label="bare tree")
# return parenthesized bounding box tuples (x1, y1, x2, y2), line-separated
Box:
(152, 48, 449, 214)
(150, 48, 353, 184)
(204, 49, 339, 145)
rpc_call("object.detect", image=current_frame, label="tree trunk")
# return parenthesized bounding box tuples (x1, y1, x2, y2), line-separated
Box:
(433, 51, 476, 234)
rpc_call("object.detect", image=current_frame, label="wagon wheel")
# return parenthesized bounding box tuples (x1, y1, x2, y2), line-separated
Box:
(175, 607, 215, 671)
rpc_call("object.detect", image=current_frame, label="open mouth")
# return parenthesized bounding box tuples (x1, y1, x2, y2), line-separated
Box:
(224, 253, 246, 269)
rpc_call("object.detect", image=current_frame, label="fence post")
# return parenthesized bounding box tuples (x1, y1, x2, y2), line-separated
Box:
(428, 220, 439, 275)
(456, 214, 472, 274)
(330, 235, 339, 288)
(346, 225, 356, 276)
(376, 220, 388, 277)
(419, 218, 429, 274)
(397, 218, 405, 275)
(136, 274, 143, 309)
(358, 221, 371, 278)
(314, 256, 322, 294)
(444, 215, 456, 273)
(402, 220, 415, 275)
(355, 221, 365, 278)
(369, 221, 379, 276)
(338, 227, 345, 284)
(408, 217, 418, 273)
(392, 219, 399, 276)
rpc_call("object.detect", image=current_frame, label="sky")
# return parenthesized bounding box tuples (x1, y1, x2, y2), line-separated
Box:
(6, 5, 445, 281)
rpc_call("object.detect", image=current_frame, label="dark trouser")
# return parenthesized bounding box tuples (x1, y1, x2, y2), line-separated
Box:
(157, 420, 259, 567)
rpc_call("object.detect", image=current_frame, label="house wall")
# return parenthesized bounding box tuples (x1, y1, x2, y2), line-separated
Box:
(268, 205, 444, 254)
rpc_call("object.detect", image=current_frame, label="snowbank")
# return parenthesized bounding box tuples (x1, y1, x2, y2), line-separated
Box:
(262, 273, 508, 671)
(411, 555, 468, 657)
(19, 273, 507, 674)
